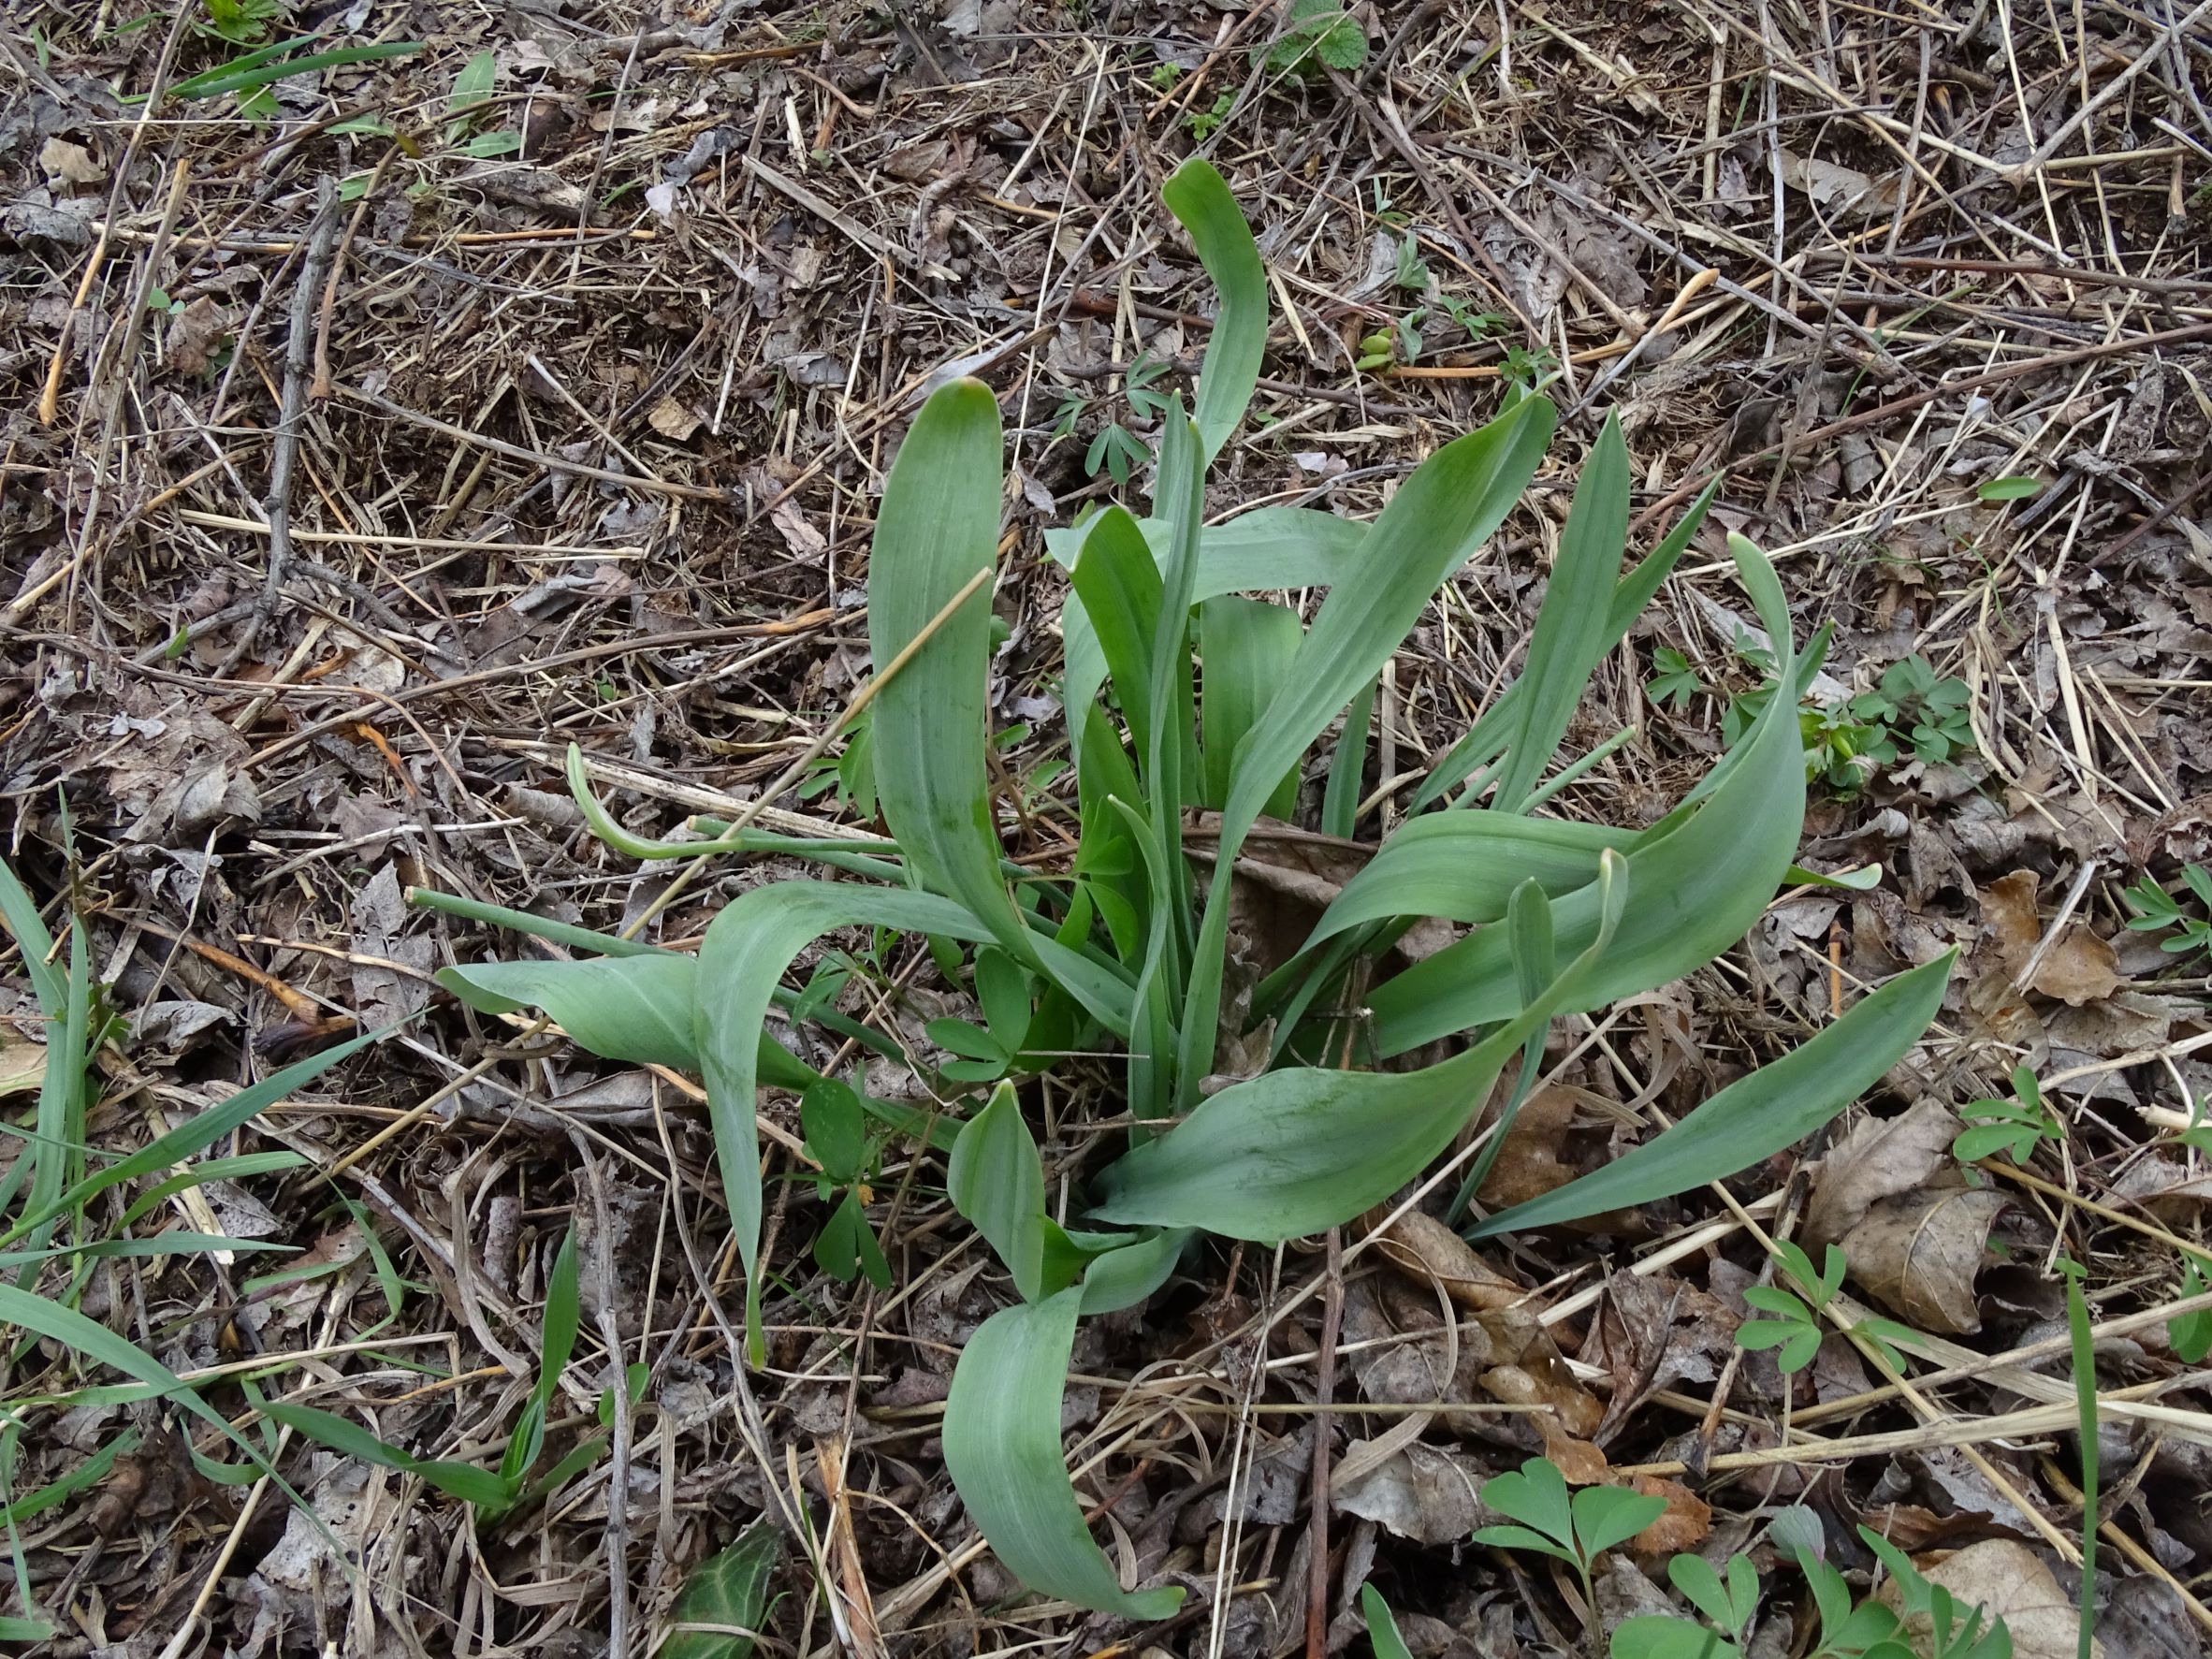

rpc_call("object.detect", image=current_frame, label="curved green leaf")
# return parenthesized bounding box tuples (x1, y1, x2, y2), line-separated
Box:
(1162, 157, 1266, 458)
(1094, 852, 1623, 1240)
(696, 882, 997, 1346)
(1070, 506, 1167, 764)
(1077, 1227, 1190, 1315)
(1176, 394, 1557, 1100)
(1414, 476, 1719, 813)
(1200, 595, 1304, 815)
(868, 379, 1022, 953)
(1465, 951, 1955, 1238)
(1487, 410, 1630, 811)
(262, 1401, 511, 1509)
(1307, 814, 1633, 944)
(438, 956, 820, 1092)
(942, 1291, 1185, 1619)
(1368, 534, 1805, 1055)
(946, 1083, 1052, 1302)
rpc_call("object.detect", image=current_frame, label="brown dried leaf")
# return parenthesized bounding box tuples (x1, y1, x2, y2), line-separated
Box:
(647, 394, 702, 441)
(2030, 927, 2121, 1006)
(1980, 869, 2041, 966)
(1841, 1185, 2007, 1332)
(1628, 1477, 1710, 1554)
(1779, 151, 1904, 218)
(1477, 1084, 1579, 1211)
(1981, 869, 2121, 1004)
(1878, 1539, 2103, 1659)
(1803, 1098, 1959, 1251)
(1332, 1439, 1488, 1544)
(1366, 1207, 1524, 1312)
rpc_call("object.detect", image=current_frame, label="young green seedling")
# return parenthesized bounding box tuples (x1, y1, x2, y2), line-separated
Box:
(1475, 1456, 1666, 1623)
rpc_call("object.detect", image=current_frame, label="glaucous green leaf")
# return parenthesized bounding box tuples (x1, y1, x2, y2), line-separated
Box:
(942, 1290, 1185, 1620)
(1414, 477, 1719, 813)
(1368, 534, 1804, 1055)
(1466, 951, 1955, 1238)
(1161, 157, 1267, 458)
(1363, 1587, 1416, 1659)
(1094, 852, 1622, 1239)
(1175, 394, 1558, 1101)
(438, 956, 821, 1092)
(1200, 595, 1304, 815)
(1487, 410, 1630, 811)
(946, 1083, 1053, 1302)
(868, 379, 1026, 956)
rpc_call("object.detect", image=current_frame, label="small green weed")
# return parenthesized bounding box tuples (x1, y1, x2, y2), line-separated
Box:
(1476, 1454, 1666, 1615)
(1456, 1457, 2017, 1659)
(799, 1080, 892, 1288)
(1846, 654, 1974, 766)
(197, 0, 285, 45)
(1254, 0, 1367, 78)
(1187, 90, 1235, 140)
(1735, 1241, 1919, 1374)
(1951, 1065, 2061, 1164)
(2121, 863, 2212, 961)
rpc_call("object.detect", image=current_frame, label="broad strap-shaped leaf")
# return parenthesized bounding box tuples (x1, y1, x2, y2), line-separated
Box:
(1075, 1226, 1190, 1314)
(1095, 852, 1623, 1240)
(1175, 394, 1557, 1101)
(1413, 477, 1719, 813)
(1465, 952, 1955, 1238)
(1056, 505, 1368, 810)
(696, 882, 1001, 1346)
(1161, 157, 1266, 459)
(1144, 409, 1207, 902)
(439, 955, 821, 1091)
(867, 379, 1027, 954)
(1110, 797, 1182, 1123)
(1070, 506, 1167, 765)
(942, 1290, 1186, 1620)
(946, 1083, 1053, 1302)
(1200, 595, 1303, 815)
(1363, 1587, 1417, 1659)
(1305, 814, 1634, 946)
(1367, 534, 1805, 1055)
(1486, 410, 1631, 811)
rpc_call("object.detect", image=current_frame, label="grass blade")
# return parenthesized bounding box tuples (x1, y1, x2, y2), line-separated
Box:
(1162, 157, 1266, 458)
(0, 855, 63, 1017)
(1465, 952, 1954, 1238)
(169, 41, 421, 100)
(11, 1028, 377, 1249)
(260, 1401, 511, 1508)
(942, 1290, 1185, 1619)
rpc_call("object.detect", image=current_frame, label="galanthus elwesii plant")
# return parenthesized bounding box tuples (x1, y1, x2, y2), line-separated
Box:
(434, 159, 1952, 1617)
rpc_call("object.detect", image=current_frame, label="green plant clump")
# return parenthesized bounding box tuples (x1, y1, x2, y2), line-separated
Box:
(1428, 1457, 2017, 1659)
(435, 161, 1953, 1616)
